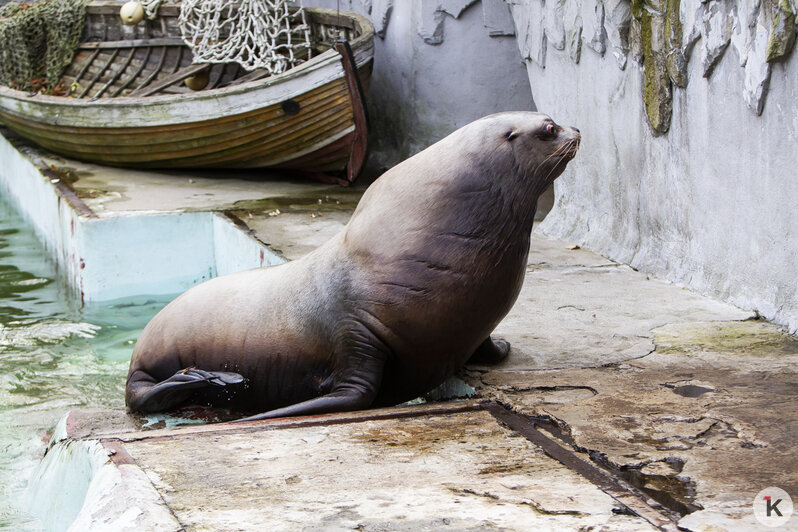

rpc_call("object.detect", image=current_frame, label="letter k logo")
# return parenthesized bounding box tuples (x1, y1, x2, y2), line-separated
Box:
(754, 487, 793, 526)
(764, 496, 783, 517)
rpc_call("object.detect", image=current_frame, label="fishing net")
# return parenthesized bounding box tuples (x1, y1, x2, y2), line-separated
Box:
(177, 0, 313, 74)
(0, 0, 89, 92)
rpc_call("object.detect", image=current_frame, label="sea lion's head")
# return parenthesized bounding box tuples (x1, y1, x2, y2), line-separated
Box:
(474, 112, 581, 193)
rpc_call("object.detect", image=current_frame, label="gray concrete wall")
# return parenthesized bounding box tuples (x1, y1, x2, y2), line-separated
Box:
(505, 0, 798, 334)
(299, 0, 536, 173)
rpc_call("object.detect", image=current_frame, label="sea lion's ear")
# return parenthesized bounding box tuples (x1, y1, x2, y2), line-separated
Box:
(505, 130, 520, 141)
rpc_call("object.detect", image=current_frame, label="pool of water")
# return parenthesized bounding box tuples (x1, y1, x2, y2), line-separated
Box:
(0, 196, 170, 530)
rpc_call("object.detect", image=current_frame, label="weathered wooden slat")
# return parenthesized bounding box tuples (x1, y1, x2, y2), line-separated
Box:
(334, 40, 369, 183)
(1, 114, 351, 170)
(171, 46, 185, 74)
(78, 48, 119, 98)
(65, 48, 100, 96)
(86, 3, 180, 17)
(79, 38, 185, 49)
(130, 46, 169, 94)
(4, 77, 348, 141)
(224, 67, 269, 87)
(128, 63, 211, 97)
(206, 64, 226, 89)
(77, 60, 161, 94)
(92, 48, 137, 99)
(142, 103, 353, 166)
(111, 46, 153, 97)
(1, 92, 352, 162)
(0, 96, 353, 167)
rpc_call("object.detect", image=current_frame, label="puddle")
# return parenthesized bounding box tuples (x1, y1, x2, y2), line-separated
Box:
(232, 191, 362, 217)
(663, 381, 715, 398)
(619, 458, 700, 517)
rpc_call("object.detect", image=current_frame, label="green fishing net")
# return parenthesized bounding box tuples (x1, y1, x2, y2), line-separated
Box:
(0, 0, 89, 93)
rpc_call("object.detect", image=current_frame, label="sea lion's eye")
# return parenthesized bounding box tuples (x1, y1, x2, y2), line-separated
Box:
(505, 130, 519, 141)
(540, 123, 557, 139)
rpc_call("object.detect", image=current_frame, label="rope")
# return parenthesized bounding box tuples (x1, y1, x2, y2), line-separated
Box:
(140, 0, 166, 20)
(178, 0, 312, 74)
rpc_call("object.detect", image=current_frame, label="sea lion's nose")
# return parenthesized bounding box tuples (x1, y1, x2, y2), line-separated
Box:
(573, 127, 580, 133)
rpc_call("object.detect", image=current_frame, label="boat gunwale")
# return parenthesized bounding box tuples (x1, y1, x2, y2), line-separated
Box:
(0, 5, 374, 114)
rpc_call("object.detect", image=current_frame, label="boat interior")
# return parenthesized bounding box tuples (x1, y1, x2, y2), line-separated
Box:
(61, 2, 363, 99)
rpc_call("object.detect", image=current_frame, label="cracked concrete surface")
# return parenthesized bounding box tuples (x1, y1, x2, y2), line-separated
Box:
(490, 236, 752, 370)
(467, 318, 798, 530)
(118, 409, 656, 531)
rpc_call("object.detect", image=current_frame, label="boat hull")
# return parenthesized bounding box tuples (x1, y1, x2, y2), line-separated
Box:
(0, 5, 374, 182)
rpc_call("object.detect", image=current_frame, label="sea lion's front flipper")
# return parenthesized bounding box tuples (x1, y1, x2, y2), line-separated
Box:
(126, 368, 244, 413)
(467, 336, 511, 365)
(234, 351, 385, 422)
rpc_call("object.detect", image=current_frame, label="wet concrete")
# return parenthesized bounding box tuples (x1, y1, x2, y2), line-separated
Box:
(105, 407, 657, 531)
(4, 135, 797, 530)
(468, 319, 798, 530)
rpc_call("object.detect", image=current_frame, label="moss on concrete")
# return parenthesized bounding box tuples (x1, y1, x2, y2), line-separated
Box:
(653, 320, 798, 357)
(665, 0, 687, 88)
(767, 0, 797, 62)
(633, 0, 676, 134)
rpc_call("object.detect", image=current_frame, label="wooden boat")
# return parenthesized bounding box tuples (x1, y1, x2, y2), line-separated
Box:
(0, 2, 374, 185)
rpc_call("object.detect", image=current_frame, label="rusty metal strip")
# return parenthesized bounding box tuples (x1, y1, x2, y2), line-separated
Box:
(100, 438, 137, 466)
(116, 401, 487, 444)
(484, 403, 679, 531)
(40, 167, 98, 219)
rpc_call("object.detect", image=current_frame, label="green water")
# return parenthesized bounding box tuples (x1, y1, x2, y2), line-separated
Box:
(0, 197, 169, 530)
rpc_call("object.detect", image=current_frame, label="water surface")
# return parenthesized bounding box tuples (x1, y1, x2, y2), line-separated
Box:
(0, 196, 168, 530)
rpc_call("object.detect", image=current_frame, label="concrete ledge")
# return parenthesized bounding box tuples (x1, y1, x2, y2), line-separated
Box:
(41, 403, 666, 531)
(0, 131, 283, 302)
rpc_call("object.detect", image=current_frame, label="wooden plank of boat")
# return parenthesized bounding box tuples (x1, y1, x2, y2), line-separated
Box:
(128, 63, 211, 97)
(0, 3, 375, 184)
(79, 38, 186, 49)
(334, 40, 369, 184)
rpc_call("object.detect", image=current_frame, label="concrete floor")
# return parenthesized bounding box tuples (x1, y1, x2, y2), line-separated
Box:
(11, 139, 798, 531)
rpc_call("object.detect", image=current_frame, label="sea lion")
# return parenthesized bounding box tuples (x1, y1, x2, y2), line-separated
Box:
(125, 112, 581, 420)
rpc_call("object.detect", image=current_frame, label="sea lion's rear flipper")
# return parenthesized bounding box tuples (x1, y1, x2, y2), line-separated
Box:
(467, 336, 511, 365)
(234, 351, 385, 422)
(126, 368, 244, 413)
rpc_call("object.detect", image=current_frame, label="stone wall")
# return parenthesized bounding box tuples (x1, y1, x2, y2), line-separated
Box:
(299, 0, 536, 173)
(506, 0, 798, 333)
